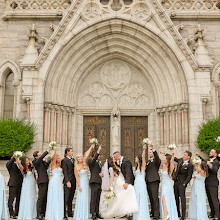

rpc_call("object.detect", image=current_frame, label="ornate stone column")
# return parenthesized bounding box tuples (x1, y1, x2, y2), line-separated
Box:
(171, 106, 177, 144)
(55, 105, 61, 144)
(12, 81, 20, 118)
(23, 96, 32, 119)
(183, 104, 189, 144)
(177, 106, 182, 145)
(165, 108, 170, 145)
(67, 107, 74, 146)
(111, 107, 120, 155)
(43, 103, 50, 143)
(61, 106, 67, 145)
(202, 98, 208, 121)
(49, 105, 55, 142)
(159, 110, 165, 146)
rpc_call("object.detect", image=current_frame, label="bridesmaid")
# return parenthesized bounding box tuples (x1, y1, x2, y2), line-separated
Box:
(45, 149, 64, 220)
(74, 145, 94, 220)
(160, 150, 178, 220)
(0, 171, 8, 220)
(17, 156, 37, 220)
(188, 161, 208, 220)
(133, 144, 150, 220)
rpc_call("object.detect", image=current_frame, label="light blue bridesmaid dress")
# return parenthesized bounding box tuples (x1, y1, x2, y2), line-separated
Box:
(46, 167, 64, 220)
(74, 169, 91, 220)
(18, 171, 37, 220)
(0, 172, 8, 220)
(160, 171, 178, 220)
(133, 169, 150, 220)
(188, 172, 208, 220)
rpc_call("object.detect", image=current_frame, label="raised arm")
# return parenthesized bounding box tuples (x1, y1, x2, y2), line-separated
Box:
(108, 167, 114, 190)
(74, 167, 82, 192)
(16, 159, 24, 174)
(6, 157, 15, 171)
(170, 150, 175, 174)
(152, 144, 161, 168)
(84, 145, 94, 161)
(141, 145, 147, 171)
(51, 150, 57, 170)
(87, 145, 102, 167)
(33, 150, 49, 166)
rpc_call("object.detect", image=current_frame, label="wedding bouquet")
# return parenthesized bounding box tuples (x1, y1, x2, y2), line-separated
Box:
(90, 138, 99, 147)
(192, 157, 202, 166)
(49, 141, 57, 150)
(142, 138, 152, 147)
(103, 190, 116, 207)
(13, 151, 23, 158)
(216, 136, 220, 142)
(167, 144, 178, 150)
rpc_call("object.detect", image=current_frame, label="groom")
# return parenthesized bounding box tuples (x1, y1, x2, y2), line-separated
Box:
(113, 151, 135, 220)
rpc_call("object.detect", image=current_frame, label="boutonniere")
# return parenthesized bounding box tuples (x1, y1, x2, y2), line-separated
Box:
(183, 162, 189, 167)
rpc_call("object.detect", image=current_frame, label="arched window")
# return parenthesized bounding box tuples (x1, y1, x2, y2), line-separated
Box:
(3, 72, 14, 119)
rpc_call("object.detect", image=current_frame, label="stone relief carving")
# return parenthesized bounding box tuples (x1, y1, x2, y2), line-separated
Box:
(81, 0, 152, 22)
(100, 60, 131, 90)
(78, 59, 153, 108)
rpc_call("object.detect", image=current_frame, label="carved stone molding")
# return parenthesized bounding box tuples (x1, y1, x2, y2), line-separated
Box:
(157, 102, 189, 113)
(44, 102, 75, 114)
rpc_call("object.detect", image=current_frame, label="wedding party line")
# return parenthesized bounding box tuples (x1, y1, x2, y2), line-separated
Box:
(0, 138, 220, 220)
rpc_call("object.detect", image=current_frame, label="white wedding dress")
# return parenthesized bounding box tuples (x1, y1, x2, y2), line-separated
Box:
(100, 167, 138, 219)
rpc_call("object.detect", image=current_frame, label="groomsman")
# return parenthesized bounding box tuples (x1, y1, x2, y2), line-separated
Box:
(145, 145, 161, 220)
(33, 149, 52, 220)
(88, 145, 103, 220)
(198, 149, 220, 220)
(61, 147, 76, 219)
(6, 153, 23, 219)
(173, 151, 193, 220)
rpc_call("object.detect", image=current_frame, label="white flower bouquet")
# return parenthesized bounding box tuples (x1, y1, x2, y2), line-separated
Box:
(216, 136, 220, 142)
(49, 141, 57, 150)
(104, 190, 116, 207)
(167, 144, 178, 150)
(192, 157, 202, 166)
(13, 151, 23, 158)
(90, 138, 99, 147)
(142, 138, 152, 147)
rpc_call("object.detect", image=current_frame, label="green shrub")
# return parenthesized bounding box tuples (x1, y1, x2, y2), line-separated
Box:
(196, 117, 220, 154)
(0, 118, 35, 157)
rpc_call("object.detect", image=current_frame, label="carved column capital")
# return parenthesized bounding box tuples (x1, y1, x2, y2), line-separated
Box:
(23, 95, 32, 104)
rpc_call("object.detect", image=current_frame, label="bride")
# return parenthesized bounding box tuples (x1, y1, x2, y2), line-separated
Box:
(100, 157, 138, 219)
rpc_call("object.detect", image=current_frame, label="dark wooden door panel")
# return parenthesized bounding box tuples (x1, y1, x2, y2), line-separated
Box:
(121, 116, 148, 165)
(83, 116, 110, 163)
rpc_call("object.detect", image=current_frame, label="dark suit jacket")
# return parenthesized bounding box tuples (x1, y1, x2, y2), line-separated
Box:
(61, 156, 76, 184)
(88, 153, 102, 184)
(174, 157, 193, 186)
(145, 150, 161, 183)
(32, 151, 51, 184)
(120, 158, 135, 185)
(6, 157, 23, 187)
(200, 156, 219, 187)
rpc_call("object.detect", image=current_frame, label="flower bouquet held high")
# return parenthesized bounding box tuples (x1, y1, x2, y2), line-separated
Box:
(216, 136, 220, 143)
(142, 138, 152, 147)
(167, 144, 178, 150)
(103, 190, 116, 207)
(192, 157, 202, 166)
(49, 141, 57, 150)
(90, 138, 99, 148)
(13, 151, 23, 159)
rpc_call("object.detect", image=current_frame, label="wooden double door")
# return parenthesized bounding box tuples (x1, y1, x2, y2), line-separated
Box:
(83, 116, 148, 164)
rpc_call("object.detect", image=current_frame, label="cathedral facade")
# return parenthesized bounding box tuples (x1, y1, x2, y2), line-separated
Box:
(0, 0, 220, 161)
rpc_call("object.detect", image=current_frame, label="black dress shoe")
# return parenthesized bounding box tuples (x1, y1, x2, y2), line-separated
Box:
(150, 214, 154, 217)
(153, 217, 158, 220)
(68, 214, 73, 217)
(10, 216, 17, 219)
(92, 214, 98, 220)
(180, 217, 185, 220)
(127, 216, 133, 220)
(96, 213, 103, 219)
(63, 217, 68, 220)
(209, 215, 215, 218)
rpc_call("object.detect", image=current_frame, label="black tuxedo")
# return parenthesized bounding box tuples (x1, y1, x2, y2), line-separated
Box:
(145, 150, 161, 218)
(174, 158, 193, 218)
(32, 150, 51, 217)
(61, 156, 76, 217)
(200, 156, 220, 218)
(6, 157, 23, 216)
(88, 153, 102, 215)
(120, 157, 135, 185)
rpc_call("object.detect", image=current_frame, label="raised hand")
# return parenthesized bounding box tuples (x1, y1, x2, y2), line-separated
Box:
(196, 152, 200, 157)
(97, 144, 102, 154)
(143, 144, 147, 150)
(151, 144, 155, 149)
(160, 151, 166, 155)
